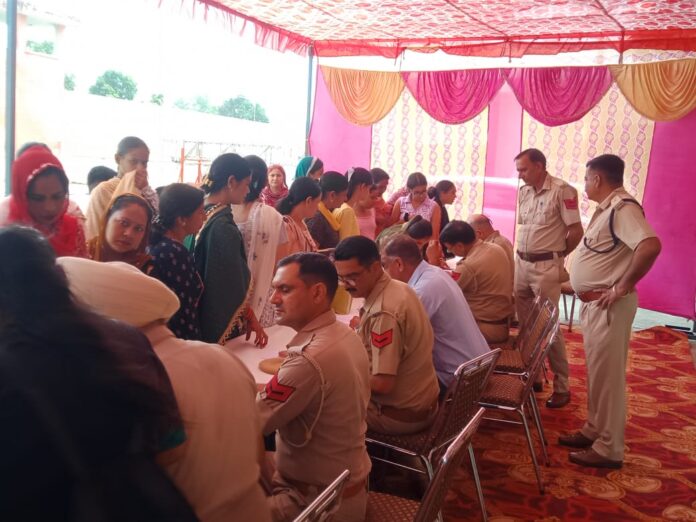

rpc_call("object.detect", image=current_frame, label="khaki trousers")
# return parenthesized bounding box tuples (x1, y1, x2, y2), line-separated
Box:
(579, 292, 637, 461)
(476, 321, 509, 344)
(515, 256, 569, 393)
(367, 401, 438, 435)
(268, 472, 367, 522)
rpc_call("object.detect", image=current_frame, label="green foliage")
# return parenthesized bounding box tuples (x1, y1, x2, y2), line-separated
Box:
(64, 73, 76, 91)
(27, 40, 54, 54)
(150, 93, 164, 105)
(89, 70, 138, 100)
(218, 96, 269, 122)
(174, 94, 270, 122)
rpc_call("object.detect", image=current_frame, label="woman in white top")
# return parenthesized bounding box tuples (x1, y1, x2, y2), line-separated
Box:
(391, 172, 441, 240)
(232, 155, 287, 327)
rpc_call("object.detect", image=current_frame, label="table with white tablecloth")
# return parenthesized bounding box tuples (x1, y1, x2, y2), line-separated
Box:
(224, 298, 364, 384)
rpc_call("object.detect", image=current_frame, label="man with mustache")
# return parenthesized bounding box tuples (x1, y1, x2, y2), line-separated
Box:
(334, 236, 440, 436)
(257, 253, 371, 522)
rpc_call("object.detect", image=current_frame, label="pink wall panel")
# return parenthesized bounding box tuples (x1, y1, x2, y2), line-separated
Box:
(308, 69, 373, 175)
(482, 83, 522, 243)
(636, 110, 696, 319)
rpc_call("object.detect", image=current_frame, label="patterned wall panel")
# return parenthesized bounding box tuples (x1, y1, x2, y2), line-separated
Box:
(372, 89, 488, 220)
(522, 84, 655, 223)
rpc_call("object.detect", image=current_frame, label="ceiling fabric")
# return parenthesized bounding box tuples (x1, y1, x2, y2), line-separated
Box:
(196, 0, 696, 58)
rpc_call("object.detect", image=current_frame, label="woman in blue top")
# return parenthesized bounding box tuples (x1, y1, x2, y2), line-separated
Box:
(149, 183, 206, 340)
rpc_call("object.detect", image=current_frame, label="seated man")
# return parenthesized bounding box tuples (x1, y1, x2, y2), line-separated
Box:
(382, 235, 490, 395)
(468, 213, 514, 280)
(334, 236, 440, 435)
(440, 220, 513, 344)
(58, 257, 271, 522)
(257, 253, 371, 522)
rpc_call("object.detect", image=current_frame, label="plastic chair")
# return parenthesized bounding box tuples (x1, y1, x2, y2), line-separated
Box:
(293, 469, 350, 522)
(478, 300, 559, 494)
(366, 409, 486, 522)
(366, 350, 500, 521)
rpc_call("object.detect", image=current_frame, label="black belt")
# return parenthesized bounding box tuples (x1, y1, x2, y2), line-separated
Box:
(517, 251, 560, 263)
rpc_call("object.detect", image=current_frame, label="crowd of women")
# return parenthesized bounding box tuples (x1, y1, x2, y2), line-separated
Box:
(0, 137, 458, 344)
(0, 136, 459, 520)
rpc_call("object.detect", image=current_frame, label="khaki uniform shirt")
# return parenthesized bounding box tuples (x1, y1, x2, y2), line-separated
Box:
(144, 324, 271, 522)
(517, 174, 581, 254)
(570, 188, 656, 294)
(257, 311, 371, 488)
(358, 273, 439, 411)
(486, 230, 514, 280)
(455, 240, 513, 322)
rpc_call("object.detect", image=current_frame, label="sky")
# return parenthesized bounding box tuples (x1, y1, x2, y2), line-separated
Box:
(28, 0, 310, 132)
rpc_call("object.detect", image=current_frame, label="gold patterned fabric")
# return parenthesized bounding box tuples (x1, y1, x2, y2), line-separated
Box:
(610, 58, 696, 121)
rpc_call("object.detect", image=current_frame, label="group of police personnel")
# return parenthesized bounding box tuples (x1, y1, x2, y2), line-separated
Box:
(257, 148, 661, 521)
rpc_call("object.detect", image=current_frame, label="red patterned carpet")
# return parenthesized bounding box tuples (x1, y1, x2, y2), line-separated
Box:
(443, 326, 696, 522)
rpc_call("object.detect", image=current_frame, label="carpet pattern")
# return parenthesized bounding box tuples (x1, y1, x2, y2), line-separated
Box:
(443, 326, 696, 521)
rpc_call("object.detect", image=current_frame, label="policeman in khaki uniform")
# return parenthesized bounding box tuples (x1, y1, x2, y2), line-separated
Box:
(440, 220, 513, 344)
(514, 148, 584, 408)
(559, 154, 660, 469)
(257, 253, 371, 522)
(468, 213, 515, 281)
(334, 236, 440, 435)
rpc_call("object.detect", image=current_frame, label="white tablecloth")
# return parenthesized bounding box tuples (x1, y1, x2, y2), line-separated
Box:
(224, 298, 363, 384)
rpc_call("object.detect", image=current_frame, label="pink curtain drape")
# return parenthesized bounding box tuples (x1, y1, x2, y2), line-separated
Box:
(402, 69, 505, 124)
(504, 66, 613, 126)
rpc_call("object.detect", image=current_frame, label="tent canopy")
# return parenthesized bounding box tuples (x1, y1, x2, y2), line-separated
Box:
(198, 0, 696, 58)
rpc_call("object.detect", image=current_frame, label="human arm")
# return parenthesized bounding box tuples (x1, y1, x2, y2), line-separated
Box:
(596, 236, 661, 309)
(563, 222, 584, 256)
(430, 204, 441, 241)
(245, 308, 268, 347)
(390, 200, 402, 224)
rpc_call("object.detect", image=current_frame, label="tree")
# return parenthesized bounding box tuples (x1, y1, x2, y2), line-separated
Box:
(64, 73, 76, 91)
(174, 98, 190, 110)
(89, 70, 138, 100)
(27, 40, 54, 55)
(150, 93, 164, 105)
(218, 96, 270, 122)
(193, 96, 216, 114)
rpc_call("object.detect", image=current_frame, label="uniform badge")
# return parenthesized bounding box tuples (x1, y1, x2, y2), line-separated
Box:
(371, 329, 393, 349)
(265, 374, 295, 402)
(564, 198, 578, 210)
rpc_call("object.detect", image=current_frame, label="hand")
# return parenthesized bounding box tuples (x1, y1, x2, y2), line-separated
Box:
(134, 168, 149, 190)
(597, 284, 629, 310)
(349, 315, 361, 329)
(245, 310, 268, 348)
(425, 240, 443, 265)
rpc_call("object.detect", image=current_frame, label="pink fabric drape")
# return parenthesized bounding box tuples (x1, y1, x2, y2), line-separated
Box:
(309, 68, 373, 173)
(504, 66, 613, 127)
(637, 109, 696, 319)
(402, 69, 505, 124)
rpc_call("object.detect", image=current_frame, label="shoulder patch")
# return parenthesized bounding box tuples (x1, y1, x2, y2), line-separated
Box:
(264, 374, 295, 402)
(371, 329, 393, 349)
(563, 197, 578, 210)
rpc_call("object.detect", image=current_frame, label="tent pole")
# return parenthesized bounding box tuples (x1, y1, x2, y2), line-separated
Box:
(5, 0, 18, 195)
(304, 45, 314, 156)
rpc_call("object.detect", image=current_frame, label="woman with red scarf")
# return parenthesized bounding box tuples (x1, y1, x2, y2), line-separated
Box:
(1, 146, 87, 257)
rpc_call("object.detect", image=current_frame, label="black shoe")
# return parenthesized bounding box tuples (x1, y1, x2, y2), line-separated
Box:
(545, 392, 571, 408)
(558, 431, 594, 448)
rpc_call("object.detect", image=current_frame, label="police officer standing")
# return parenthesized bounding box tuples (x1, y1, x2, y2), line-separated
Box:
(257, 253, 371, 521)
(560, 154, 660, 469)
(515, 148, 584, 408)
(334, 236, 440, 435)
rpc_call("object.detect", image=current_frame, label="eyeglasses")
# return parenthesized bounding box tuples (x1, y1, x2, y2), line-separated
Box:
(337, 268, 367, 286)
